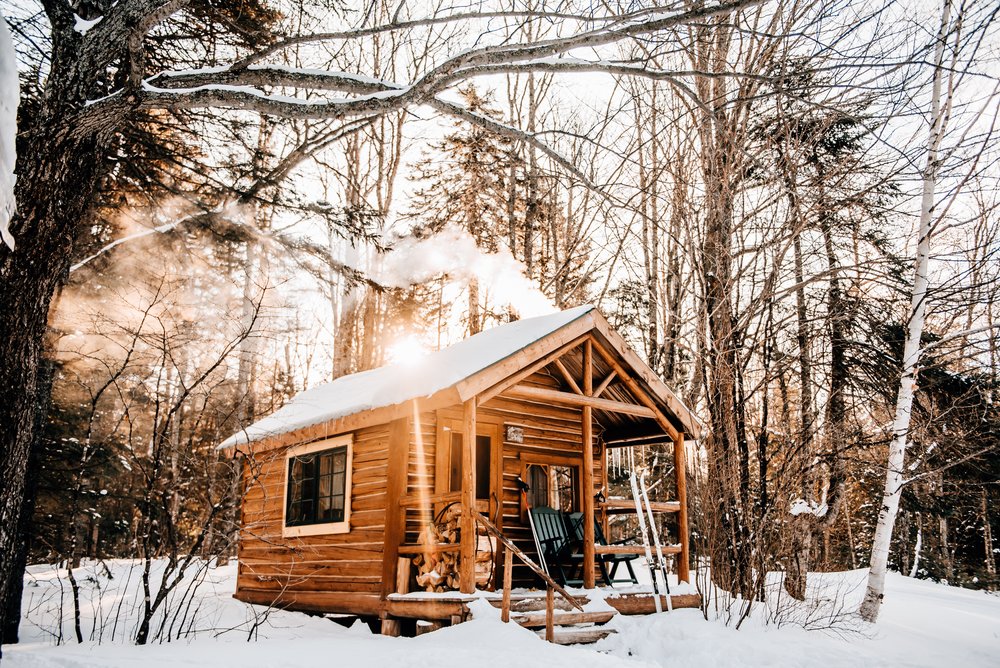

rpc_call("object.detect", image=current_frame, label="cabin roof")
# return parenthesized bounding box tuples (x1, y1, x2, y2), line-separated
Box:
(219, 305, 702, 452)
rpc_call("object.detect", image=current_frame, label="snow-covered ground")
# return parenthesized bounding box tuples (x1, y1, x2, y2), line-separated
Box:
(4, 559, 999, 667)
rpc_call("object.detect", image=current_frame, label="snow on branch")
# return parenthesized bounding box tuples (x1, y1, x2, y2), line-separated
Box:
(789, 499, 829, 518)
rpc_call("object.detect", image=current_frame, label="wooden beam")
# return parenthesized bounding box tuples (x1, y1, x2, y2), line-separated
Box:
(380, 617, 401, 637)
(504, 384, 656, 418)
(606, 593, 701, 615)
(590, 314, 703, 439)
(545, 587, 555, 642)
(513, 610, 616, 628)
(398, 491, 462, 508)
(588, 338, 681, 441)
(396, 557, 411, 595)
(602, 498, 680, 513)
(593, 370, 617, 398)
(459, 398, 477, 594)
(553, 358, 583, 394)
(674, 430, 691, 584)
(581, 339, 595, 589)
(381, 416, 410, 599)
(397, 543, 462, 555)
(474, 335, 588, 404)
(385, 598, 470, 621)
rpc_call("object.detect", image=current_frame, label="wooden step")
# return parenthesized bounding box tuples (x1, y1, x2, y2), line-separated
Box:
(489, 594, 589, 613)
(536, 626, 618, 645)
(512, 610, 617, 628)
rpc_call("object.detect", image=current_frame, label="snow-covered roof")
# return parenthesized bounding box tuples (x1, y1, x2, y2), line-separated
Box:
(219, 305, 596, 450)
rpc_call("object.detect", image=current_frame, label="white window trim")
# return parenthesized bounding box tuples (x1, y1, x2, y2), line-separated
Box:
(282, 434, 353, 538)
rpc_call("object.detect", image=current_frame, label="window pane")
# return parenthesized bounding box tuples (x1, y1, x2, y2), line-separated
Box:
(550, 466, 576, 512)
(285, 444, 349, 527)
(300, 498, 314, 521)
(527, 464, 548, 509)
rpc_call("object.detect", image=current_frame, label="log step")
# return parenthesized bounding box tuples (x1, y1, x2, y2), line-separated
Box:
(512, 610, 617, 628)
(489, 595, 590, 613)
(535, 626, 618, 645)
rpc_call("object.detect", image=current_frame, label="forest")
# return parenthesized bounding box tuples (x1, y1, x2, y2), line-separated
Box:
(0, 0, 998, 660)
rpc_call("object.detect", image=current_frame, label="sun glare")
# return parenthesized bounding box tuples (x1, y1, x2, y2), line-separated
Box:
(386, 336, 431, 366)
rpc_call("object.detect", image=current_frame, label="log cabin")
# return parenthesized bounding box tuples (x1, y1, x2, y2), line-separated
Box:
(219, 305, 702, 638)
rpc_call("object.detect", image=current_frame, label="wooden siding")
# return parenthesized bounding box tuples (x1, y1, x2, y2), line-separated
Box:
(234, 423, 391, 613)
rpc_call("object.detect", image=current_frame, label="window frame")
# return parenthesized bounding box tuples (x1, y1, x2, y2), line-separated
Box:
(282, 434, 353, 538)
(520, 454, 582, 522)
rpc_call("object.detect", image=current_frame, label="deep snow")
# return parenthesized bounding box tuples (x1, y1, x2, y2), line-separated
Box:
(4, 559, 999, 667)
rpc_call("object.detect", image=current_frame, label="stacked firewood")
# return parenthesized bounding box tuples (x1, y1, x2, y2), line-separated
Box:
(412, 504, 496, 592)
(413, 505, 461, 591)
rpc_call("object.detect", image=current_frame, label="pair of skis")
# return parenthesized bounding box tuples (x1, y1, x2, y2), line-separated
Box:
(629, 469, 672, 613)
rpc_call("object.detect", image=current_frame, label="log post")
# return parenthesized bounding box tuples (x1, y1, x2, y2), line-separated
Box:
(673, 430, 690, 583)
(396, 557, 411, 595)
(582, 339, 595, 589)
(545, 586, 555, 642)
(380, 617, 400, 637)
(459, 398, 477, 593)
(501, 548, 513, 623)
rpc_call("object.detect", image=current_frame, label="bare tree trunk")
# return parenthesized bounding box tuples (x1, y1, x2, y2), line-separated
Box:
(860, 0, 952, 623)
(468, 278, 481, 336)
(983, 489, 996, 588)
(693, 13, 756, 600)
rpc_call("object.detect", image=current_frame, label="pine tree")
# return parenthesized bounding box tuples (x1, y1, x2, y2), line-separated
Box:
(407, 86, 519, 336)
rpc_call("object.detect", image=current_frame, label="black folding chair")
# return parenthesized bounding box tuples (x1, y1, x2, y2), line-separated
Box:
(567, 511, 640, 587)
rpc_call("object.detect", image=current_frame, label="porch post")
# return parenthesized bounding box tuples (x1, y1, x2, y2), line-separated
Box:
(582, 339, 596, 589)
(673, 430, 690, 583)
(459, 398, 477, 593)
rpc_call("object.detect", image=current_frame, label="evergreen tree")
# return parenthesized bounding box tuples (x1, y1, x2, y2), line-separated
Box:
(407, 86, 519, 335)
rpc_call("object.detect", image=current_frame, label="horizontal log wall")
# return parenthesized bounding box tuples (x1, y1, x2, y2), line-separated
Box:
(235, 423, 391, 613)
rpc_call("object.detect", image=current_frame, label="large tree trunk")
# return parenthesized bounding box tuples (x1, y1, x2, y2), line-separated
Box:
(0, 127, 108, 653)
(1, 359, 50, 644)
(693, 14, 756, 601)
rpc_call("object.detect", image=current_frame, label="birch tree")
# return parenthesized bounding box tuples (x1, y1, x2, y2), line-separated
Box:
(860, 0, 1000, 622)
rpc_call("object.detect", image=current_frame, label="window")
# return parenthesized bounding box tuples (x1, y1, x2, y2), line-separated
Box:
(526, 463, 577, 512)
(283, 435, 352, 537)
